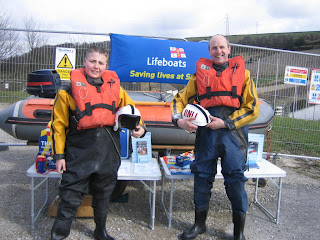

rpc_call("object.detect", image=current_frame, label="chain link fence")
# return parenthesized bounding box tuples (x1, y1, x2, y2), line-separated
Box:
(230, 44, 320, 159)
(1, 28, 320, 158)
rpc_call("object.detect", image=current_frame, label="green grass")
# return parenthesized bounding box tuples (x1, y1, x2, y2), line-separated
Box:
(270, 116, 320, 157)
(0, 91, 30, 104)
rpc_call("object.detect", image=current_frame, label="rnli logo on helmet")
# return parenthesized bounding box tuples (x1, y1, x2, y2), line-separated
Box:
(183, 109, 198, 118)
(170, 47, 186, 58)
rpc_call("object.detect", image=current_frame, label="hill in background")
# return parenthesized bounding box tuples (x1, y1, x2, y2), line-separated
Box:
(187, 31, 320, 53)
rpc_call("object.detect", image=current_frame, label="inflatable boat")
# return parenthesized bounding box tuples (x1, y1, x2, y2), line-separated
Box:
(0, 90, 274, 200)
(0, 91, 274, 145)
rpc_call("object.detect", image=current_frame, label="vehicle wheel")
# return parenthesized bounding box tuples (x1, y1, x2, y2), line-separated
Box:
(258, 178, 267, 188)
(252, 178, 267, 187)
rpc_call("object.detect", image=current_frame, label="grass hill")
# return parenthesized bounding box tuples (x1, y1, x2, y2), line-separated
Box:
(187, 31, 320, 52)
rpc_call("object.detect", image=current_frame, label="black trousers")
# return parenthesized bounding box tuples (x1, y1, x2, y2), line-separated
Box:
(57, 127, 121, 219)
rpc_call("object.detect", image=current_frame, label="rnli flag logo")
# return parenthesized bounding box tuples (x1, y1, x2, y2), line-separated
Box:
(170, 47, 186, 58)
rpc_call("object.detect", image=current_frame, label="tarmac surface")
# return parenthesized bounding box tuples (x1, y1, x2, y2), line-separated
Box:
(288, 104, 320, 121)
(0, 145, 319, 240)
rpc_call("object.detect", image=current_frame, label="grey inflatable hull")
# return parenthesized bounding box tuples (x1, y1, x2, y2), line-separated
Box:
(0, 92, 274, 145)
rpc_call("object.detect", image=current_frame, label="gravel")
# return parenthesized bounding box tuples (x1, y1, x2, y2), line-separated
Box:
(0, 145, 319, 240)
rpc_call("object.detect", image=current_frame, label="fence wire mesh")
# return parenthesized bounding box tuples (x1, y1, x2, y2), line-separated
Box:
(0, 28, 319, 158)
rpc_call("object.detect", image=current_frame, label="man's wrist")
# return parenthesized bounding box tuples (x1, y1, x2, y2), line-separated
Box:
(224, 118, 235, 130)
(53, 154, 65, 160)
(172, 114, 182, 127)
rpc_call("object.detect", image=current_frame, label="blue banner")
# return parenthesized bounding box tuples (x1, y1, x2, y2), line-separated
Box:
(109, 34, 210, 84)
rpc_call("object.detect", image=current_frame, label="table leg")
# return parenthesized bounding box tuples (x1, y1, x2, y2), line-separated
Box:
(168, 179, 174, 228)
(275, 178, 283, 224)
(30, 177, 49, 229)
(161, 174, 170, 225)
(31, 177, 34, 229)
(254, 177, 283, 224)
(161, 175, 165, 205)
(141, 180, 156, 230)
(151, 180, 156, 230)
(161, 178, 192, 228)
(160, 176, 173, 227)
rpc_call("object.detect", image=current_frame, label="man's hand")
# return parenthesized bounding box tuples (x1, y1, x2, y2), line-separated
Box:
(56, 159, 66, 174)
(131, 125, 145, 138)
(206, 115, 227, 130)
(177, 117, 198, 133)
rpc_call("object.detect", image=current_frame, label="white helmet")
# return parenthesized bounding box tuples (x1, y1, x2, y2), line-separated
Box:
(182, 104, 211, 126)
(113, 105, 141, 131)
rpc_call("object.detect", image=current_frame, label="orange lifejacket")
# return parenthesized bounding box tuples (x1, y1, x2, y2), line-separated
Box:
(196, 56, 245, 108)
(71, 68, 120, 129)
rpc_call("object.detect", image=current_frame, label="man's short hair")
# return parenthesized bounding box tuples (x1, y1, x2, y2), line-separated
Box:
(86, 46, 109, 59)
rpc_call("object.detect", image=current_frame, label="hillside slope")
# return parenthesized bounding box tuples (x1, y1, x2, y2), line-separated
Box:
(187, 31, 320, 52)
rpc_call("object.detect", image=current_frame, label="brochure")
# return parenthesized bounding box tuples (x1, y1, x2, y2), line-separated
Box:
(132, 132, 152, 163)
(246, 133, 265, 168)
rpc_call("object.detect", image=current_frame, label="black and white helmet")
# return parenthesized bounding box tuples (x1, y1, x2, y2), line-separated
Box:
(182, 104, 211, 126)
(113, 105, 141, 131)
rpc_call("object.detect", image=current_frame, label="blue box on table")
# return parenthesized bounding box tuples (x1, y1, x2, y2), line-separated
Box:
(120, 128, 130, 159)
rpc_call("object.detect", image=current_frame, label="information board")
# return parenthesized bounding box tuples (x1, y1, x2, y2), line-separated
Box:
(284, 66, 308, 85)
(308, 68, 320, 104)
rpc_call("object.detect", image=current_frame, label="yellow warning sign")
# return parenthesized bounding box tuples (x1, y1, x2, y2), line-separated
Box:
(57, 69, 71, 80)
(57, 54, 73, 69)
(290, 73, 307, 79)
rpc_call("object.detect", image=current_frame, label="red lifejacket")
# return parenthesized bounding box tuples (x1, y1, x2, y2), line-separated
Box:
(196, 56, 245, 108)
(71, 68, 120, 129)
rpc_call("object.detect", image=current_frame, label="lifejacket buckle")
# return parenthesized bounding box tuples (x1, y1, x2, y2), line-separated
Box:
(72, 115, 79, 123)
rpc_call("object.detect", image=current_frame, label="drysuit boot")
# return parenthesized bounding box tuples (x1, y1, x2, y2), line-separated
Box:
(51, 190, 83, 240)
(51, 204, 78, 240)
(233, 212, 246, 240)
(93, 215, 115, 240)
(51, 218, 72, 240)
(180, 206, 208, 240)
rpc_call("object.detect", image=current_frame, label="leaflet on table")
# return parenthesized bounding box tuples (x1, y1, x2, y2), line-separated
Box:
(134, 162, 159, 175)
(246, 133, 265, 169)
(118, 161, 131, 175)
(131, 132, 152, 163)
(118, 161, 159, 175)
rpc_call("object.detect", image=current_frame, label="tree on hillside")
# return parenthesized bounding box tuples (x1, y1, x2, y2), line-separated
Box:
(24, 16, 48, 51)
(0, 11, 20, 60)
(24, 16, 48, 71)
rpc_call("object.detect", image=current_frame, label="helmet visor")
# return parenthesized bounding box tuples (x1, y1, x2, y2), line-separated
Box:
(118, 114, 141, 130)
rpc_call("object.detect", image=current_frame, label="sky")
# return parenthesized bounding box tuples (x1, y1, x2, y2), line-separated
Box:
(1, 0, 320, 39)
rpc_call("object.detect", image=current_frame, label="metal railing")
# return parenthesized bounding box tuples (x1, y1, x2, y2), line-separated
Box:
(1, 28, 320, 159)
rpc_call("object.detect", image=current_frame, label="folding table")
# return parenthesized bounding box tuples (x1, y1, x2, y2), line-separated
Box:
(26, 158, 161, 230)
(160, 158, 286, 227)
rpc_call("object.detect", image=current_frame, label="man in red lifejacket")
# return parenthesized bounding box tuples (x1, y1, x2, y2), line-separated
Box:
(50, 46, 146, 240)
(171, 35, 259, 240)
